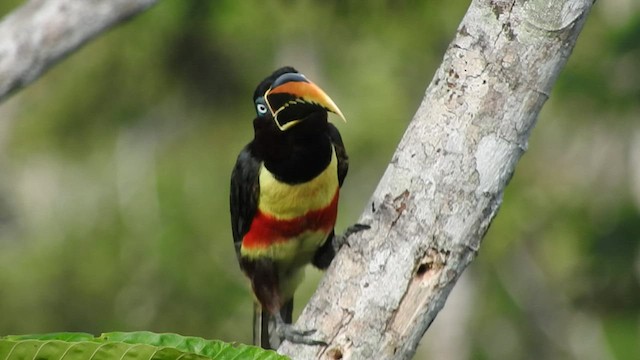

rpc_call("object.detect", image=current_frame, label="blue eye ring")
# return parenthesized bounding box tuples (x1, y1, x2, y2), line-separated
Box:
(256, 103, 268, 114)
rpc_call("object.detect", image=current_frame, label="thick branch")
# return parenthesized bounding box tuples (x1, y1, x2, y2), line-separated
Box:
(279, 0, 595, 359)
(0, 0, 157, 103)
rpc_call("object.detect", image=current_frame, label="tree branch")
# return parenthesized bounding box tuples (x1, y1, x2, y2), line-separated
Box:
(279, 0, 595, 359)
(0, 0, 158, 104)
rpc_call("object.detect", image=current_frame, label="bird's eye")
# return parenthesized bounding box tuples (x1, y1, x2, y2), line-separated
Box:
(256, 103, 268, 115)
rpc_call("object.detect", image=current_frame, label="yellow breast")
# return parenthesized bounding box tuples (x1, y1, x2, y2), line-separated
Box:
(258, 149, 338, 220)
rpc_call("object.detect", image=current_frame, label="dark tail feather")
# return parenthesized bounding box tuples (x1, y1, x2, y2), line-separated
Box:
(253, 302, 271, 349)
(252, 299, 294, 349)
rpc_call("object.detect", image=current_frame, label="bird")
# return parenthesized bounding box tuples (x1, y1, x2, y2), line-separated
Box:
(230, 66, 366, 349)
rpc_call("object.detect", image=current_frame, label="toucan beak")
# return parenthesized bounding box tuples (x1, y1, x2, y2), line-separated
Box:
(265, 73, 346, 131)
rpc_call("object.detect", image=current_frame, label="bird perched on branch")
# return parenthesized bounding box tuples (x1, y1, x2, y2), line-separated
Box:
(230, 67, 367, 349)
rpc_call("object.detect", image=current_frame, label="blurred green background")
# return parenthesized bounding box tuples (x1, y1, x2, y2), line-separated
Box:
(0, 1, 639, 359)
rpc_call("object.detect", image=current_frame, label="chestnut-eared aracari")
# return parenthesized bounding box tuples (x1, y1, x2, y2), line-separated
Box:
(230, 67, 366, 349)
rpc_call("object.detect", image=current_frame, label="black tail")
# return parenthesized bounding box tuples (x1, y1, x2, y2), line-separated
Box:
(252, 299, 293, 349)
(252, 302, 271, 349)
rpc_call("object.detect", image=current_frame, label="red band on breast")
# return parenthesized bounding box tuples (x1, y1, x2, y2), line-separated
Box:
(242, 190, 339, 249)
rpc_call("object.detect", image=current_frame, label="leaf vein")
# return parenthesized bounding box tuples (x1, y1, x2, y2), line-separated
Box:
(31, 340, 50, 360)
(88, 342, 108, 360)
(3, 342, 18, 360)
(119, 343, 140, 360)
(148, 346, 160, 360)
(58, 342, 77, 360)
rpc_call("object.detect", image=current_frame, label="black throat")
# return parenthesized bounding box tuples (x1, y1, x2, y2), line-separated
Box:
(252, 112, 332, 185)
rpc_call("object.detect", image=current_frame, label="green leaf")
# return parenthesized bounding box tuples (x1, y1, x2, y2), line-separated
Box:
(4, 332, 95, 342)
(98, 332, 287, 360)
(0, 332, 289, 360)
(0, 339, 206, 360)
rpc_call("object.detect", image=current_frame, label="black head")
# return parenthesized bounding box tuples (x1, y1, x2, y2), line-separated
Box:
(253, 66, 298, 103)
(252, 67, 345, 131)
(253, 67, 298, 120)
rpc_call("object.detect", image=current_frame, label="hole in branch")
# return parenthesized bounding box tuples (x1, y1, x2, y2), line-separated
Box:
(416, 263, 430, 277)
(328, 348, 343, 359)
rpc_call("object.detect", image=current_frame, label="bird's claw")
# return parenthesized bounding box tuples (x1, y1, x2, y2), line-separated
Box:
(344, 223, 370, 237)
(332, 223, 370, 252)
(276, 324, 326, 347)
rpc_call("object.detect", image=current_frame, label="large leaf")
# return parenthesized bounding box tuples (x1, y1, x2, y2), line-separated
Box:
(0, 332, 288, 360)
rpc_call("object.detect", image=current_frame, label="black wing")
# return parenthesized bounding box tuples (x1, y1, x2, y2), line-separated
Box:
(327, 122, 348, 187)
(311, 123, 349, 270)
(230, 143, 261, 259)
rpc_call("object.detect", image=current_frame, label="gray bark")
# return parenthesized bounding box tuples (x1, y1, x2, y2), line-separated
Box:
(0, 0, 157, 103)
(278, 0, 595, 359)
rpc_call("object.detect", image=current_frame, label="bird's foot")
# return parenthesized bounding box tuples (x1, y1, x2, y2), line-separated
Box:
(332, 223, 370, 252)
(273, 313, 326, 347)
(275, 323, 326, 347)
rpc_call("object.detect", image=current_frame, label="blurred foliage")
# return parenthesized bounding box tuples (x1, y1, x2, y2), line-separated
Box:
(0, 1, 639, 359)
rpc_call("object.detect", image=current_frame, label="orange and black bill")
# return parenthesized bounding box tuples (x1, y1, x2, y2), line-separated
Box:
(265, 73, 346, 130)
